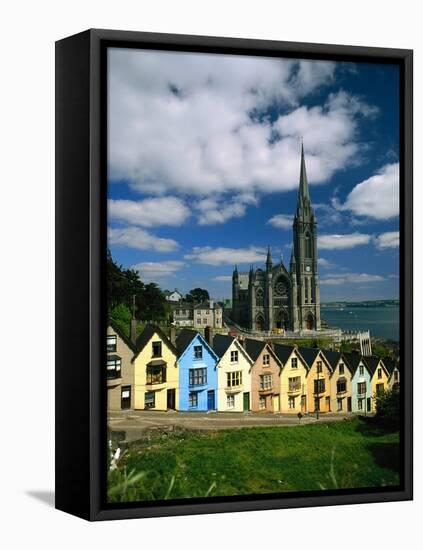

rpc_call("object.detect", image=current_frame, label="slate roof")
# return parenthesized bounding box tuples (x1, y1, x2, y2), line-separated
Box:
(193, 301, 222, 310)
(342, 352, 362, 373)
(175, 329, 199, 356)
(109, 320, 137, 353)
(297, 346, 320, 368)
(383, 357, 399, 375)
(322, 349, 342, 371)
(273, 343, 296, 365)
(362, 355, 382, 376)
(213, 334, 235, 359)
(244, 338, 266, 362)
(133, 324, 177, 359)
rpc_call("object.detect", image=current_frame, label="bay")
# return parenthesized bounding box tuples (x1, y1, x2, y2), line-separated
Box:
(321, 306, 400, 341)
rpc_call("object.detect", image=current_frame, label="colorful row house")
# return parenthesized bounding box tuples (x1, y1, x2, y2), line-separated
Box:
(214, 334, 253, 412)
(106, 322, 400, 415)
(176, 329, 219, 411)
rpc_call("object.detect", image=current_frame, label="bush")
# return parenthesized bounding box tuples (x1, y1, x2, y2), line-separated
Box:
(374, 387, 400, 430)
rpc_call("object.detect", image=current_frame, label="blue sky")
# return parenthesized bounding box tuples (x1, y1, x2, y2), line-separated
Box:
(107, 48, 399, 302)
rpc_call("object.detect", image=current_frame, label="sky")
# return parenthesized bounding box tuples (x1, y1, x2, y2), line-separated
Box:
(107, 47, 400, 302)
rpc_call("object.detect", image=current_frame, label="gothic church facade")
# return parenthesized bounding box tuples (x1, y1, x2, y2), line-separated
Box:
(232, 145, 321, 332)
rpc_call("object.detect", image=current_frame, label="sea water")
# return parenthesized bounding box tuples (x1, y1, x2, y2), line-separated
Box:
(321, 306, 400, 341)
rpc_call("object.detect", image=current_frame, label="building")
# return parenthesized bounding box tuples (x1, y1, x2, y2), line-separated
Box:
(164, 289, 183, 302)
(384, 357, 400, 390)
(300, 347, 332, 413)
(107, 322, 136, 411)
(193, 300, 223, 329)
(325, 350, 353, 413)
(245, 339, 282, 413)
(232, 145, 321, 332)
(176, 329, 219, 411)
(364, 356, 390, 410)
(345, 352, 372, 414)
(274, 344, 309, 413)
(171, 302, 194, 327)
(213, 334, 254, 412)
(132, 324, 179, 411)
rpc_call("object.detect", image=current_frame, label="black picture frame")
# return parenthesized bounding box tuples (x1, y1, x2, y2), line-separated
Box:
(55, 28, 413, 521)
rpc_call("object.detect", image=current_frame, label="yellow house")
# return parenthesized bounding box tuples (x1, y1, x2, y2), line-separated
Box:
(133, 324, 179, 411)
(364, 356, 390, 411)
(300, 347, 333, 413)
(324, 350, 353, 413)
(384, 357, 400, 390)
(274, 344, 309, 413)
(107, 322, 136, 411)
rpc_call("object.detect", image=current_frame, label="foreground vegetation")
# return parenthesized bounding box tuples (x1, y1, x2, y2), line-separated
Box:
(108, 417, 400, 503)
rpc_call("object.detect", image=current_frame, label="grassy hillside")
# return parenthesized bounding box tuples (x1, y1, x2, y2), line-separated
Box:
(108, 418, 400, 503)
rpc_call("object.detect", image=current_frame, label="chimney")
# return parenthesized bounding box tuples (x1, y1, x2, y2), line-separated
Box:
(205, 326, 214, 347)
(170, 326, 177, 346)
(130, 317, 137, 345)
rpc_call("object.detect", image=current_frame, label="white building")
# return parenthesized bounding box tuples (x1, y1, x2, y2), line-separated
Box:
(193, 300, 223, 329)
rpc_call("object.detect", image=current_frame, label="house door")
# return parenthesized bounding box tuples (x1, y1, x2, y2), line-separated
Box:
(167, 389, 176, 410)
(243, 392, 250, 411)
(325, 396, 331, 412)
(347, 397, 352, 412)
(301, 395, 307, 412)
(366, 397, 372, 412)
(121, 386, 131, 410)
(207, 390, 215, 410)
(273, 394, 280, 412)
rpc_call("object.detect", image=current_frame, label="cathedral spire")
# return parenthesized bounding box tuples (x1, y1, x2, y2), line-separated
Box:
(266, 245, 272, 269)
(297, 142, 311, 207)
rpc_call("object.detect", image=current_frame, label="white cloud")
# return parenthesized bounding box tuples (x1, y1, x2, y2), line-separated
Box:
(108, 226, 179, 252)
(185, 246, 267, 266)
(267, 214, 293, 229)
(213, 275, 233, 281)
(108, 197, 189, 227)
(109, 49, 373, 197)
(131, 261, 184, 280)
(318, 232, 372, 250)
(338, 163, 399, 220)
(318, 258, 335, 269)
(195, 194, 257, 225)
(321, 272, 384, 285)
(375, 231, 399, 249)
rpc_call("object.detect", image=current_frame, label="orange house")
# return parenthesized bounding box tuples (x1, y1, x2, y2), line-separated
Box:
(300, 347, 333, 413)
(245, 339, 282, 413)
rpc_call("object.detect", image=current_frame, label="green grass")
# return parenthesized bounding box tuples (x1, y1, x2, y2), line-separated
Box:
(107, 418, 400, 503)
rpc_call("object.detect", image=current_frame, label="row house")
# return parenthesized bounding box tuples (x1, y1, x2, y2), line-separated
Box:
(214, 334, 253, 412)
(132, 325, 179, 411)
(274, 344, 308, 413)
(364, 356, 391, 409)
(299, 347, 333, 414)
(245, 339, 282, 413)
(107, 322, 136, 411)
(176, 329, 219, 411)
(345, 352, 373, 414)
(384, 357, 400, 390)
(325, 350, 353, 413)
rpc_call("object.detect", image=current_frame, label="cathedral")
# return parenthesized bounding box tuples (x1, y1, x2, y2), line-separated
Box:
(232, 145, 321, 332)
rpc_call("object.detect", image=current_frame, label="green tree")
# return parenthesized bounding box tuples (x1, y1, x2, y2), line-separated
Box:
(186, 288, 210, 303)
(110, 304, 132, 337)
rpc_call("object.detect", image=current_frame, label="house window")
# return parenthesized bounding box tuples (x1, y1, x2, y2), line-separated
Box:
(359, 365, 364, 375)
(288, 396, 295, 409)
(175, 309, 180, 315)
(316, 361, 322, 373)
(230, 350, 239, 363)
(188, 392, 198, 408)
(146, 365, 166, 385)
(377, 368, 382, 379)
(196, 318, 201, 324)
(288, 376, 301, 392)
(203, 318, 207, 324)
(339, 363, 344, 375)
(314, 379, 325, 394)
(263, 354, 270, 366)
(357, 381, 366, 395)
(152, 341, 162, 358)
(107, 357, 121, 379)
(227, 371, 242, 388)
(107, 335, 117, 352)
(189, 368, 207, 386)
(337, 398, 343, 411)
(194, 345, 203, 359)
(259, 396, 266, 410)
(376, 383, 384, 395)
(227, 394, 235, 408)
(145, 391, 155, 408)
(394, 371, 399, 381)
(337, 378, 347, 393)
(260, 374, 272, 390)
(291, 357, 298, 369)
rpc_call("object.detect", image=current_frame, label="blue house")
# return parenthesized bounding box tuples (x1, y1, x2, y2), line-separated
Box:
(344, 352, 372, 414)
(176, 329, 219, 411)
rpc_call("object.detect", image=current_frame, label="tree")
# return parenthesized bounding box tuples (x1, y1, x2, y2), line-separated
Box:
(374, 387, 400, 430)
(110, 304, 132, 337)
(186, 287, 210, 303)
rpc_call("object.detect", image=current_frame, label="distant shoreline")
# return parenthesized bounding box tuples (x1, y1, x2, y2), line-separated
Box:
(321, 299, 399, 309)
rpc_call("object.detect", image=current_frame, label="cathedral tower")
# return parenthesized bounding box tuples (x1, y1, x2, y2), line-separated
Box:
(292, 143, 321, 330)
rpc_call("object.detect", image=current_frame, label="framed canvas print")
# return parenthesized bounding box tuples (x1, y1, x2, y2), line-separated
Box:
(55, 29, 413, 521)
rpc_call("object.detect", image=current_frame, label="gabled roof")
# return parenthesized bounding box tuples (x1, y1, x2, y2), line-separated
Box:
(273, 343, 296, 365)
(342, 351, 362, 373)
(244, 338, 267, 362)
(383, 357, 399, 375)
(213, 334, 235, 358)
(193, 301, 222, 310)
(109, 320, 136, 353)
(297, 346, 320, 368)
(322, 350, 342, 371)
(176, 329, 219, 362)
(132, 324, 177, 360)
(363, 355, 389, 377)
